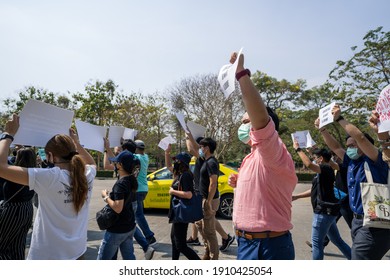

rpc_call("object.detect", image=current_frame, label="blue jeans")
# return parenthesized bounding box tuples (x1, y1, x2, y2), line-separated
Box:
(132, 201, 149, 252)
(312, 213, 351, 260)
(97, 227, 136, 260)
(136, 192, 154, 240)
(236, 231, 295, 260)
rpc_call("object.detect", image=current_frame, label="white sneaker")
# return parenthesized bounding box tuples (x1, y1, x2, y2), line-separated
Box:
(144, 246, 155, 260)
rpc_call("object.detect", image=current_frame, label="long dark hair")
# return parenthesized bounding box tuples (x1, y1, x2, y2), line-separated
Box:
(15, 148, 36, 168)
(45, 134, 87, 213)
(172, 161, 192, 187)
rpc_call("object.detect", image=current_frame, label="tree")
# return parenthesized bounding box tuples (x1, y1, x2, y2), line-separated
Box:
(329, 26, 390, 119)
(169, 73, 245, 162)
(114, 92, 172, 168)
(72, 79, 119, 126)
(251, 71, 306, 117)
(2, 86, 72, 116)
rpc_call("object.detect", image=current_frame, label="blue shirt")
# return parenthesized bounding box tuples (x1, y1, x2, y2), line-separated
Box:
(343, 152, 388, 214)
(135, 153, 149, 193)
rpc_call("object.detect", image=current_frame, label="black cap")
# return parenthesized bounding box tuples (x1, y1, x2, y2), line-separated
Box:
(109, 150, 138, 173)
(172, 152, 192, 166)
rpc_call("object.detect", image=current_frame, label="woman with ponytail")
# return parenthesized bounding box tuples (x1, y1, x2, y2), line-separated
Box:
(0, 115, 97, 259)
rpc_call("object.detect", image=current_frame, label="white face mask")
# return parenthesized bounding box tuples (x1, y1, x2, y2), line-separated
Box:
(238, 123, 251, 144)
(198, 148, 205, 158)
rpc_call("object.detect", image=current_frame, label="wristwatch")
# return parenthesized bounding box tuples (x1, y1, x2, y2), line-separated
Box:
(0, 133, 14, 142)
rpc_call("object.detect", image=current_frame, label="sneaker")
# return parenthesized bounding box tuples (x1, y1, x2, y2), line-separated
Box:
(305, 240, 312, 248)
(219, 234, 235, 252)
(186, 237, 201, 245)
(144, 246, 155, 260)
(147, 236, 157, 246)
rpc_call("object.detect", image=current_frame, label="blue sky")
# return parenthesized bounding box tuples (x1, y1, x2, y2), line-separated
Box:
(0, 0, 389, 102)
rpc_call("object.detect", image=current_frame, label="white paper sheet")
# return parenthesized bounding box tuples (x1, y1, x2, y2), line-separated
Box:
(175, 112, 189, 133)
(107, 126, 125, 147)
(158, 134, 176, 151)
(319, 102, 336, 129)
(75, 119, 107, 153)
(107, 126, 138, 147)
(375, 85, 390, 133)
(13, 99, 74, 147)
(123, 128, 137, 141)
(291, 130, 316, 148)
(218, 47, 243, 98)
(187, 121, 206, 140)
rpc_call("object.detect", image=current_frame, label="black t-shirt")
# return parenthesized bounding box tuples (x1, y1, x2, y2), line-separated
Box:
(0, 177, 35, 203)
(311, 164, 339, 215)
(168, 171, 194, 222)
(199, 156, 219, 199)
(107, 176, 136, 233)
(334, 163, 348, 194)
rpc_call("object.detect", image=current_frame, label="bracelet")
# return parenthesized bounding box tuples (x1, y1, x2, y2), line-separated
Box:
(335, 115, 344, 122)
(320, 128, 326, 133)
(103, 196, 109, 202)
(378, 138, 390, 144)
(236, 69, 251, 81)
(295, 148, 302, 152)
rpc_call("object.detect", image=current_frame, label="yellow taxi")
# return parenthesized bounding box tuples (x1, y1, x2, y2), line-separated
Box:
(144, 163, 237, 219)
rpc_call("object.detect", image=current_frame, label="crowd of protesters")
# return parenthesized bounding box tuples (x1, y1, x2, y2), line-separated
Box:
(0, 51, 389, 260)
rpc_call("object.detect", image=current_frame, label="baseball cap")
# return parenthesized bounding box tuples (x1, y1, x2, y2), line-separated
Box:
(109, 150, 138, 173)
(172, 152, 192, 167)
(135, 140, 145, 149)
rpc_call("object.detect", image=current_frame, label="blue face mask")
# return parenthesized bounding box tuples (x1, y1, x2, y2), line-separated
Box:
(198, 148, 205, 158)
(346, 147, 360, 160)
(238, 123, 251, 144)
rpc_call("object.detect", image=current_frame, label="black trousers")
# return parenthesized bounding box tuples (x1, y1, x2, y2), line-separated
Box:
(170, 222, 200, 260)
(351, 217, 390, 260)
(0, 201, 33, 260)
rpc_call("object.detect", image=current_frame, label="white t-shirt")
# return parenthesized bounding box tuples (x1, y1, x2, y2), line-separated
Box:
(27, 165, 96, 260)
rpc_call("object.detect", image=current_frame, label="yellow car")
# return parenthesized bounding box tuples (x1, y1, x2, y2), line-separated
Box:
(144, 163, 237, 219)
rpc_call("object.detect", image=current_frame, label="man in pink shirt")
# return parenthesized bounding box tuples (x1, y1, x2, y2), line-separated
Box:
(228, 52, 297, 260)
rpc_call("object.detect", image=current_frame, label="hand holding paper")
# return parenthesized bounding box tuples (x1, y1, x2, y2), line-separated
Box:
(291, 130, 316, 148)
(5, 114, 20, 137)
(318, 102, 336, 129)
(218, 47, 243, 98)
(158, 135, 176, 151)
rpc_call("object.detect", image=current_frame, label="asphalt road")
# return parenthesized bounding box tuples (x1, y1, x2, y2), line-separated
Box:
(26, 178, 390, 260)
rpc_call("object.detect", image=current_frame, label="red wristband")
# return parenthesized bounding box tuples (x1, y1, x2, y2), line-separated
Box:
(236, 69, 251, 81)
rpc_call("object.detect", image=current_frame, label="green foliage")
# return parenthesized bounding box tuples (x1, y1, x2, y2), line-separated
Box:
(3, 86, 71, 116)
(96, 170, 114, 178)
(329, 26, 390, 121)
(251, 71, 306, 113)
(72, 79, 119, 126)
(1, 26, 388, 167)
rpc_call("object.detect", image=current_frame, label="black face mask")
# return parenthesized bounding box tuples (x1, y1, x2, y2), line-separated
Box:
(173, 161, 181, 171)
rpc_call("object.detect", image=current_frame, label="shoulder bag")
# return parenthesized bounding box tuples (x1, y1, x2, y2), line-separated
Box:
(360, 162, 390, 229)
(96, 181, 135, 230)
(96, 204, 120, 230)
(171, 175, 203, 223)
